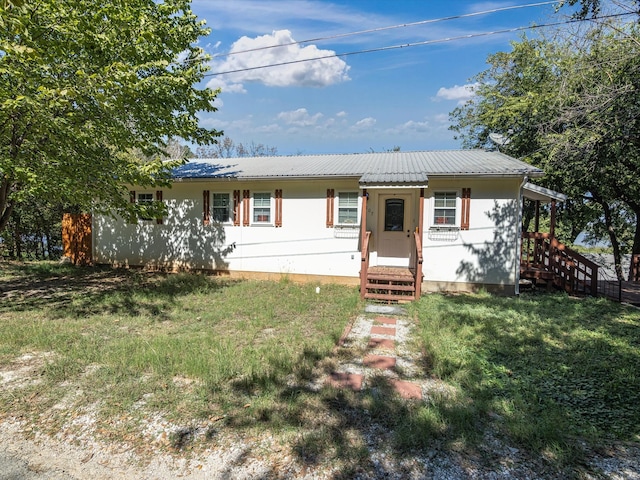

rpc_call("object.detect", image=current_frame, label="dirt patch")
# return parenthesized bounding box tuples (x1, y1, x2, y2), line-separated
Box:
(0, 351, 55, 391)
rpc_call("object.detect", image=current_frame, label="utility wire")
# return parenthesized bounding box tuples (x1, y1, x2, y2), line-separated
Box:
(210, 1, 560, 59)
(205, 11, 635, 78)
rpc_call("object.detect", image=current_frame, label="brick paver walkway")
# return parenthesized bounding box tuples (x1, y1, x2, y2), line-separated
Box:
(327, 310, 423, 400)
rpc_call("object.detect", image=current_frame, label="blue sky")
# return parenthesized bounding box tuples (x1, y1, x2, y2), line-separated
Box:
(190, 1, 568, 155)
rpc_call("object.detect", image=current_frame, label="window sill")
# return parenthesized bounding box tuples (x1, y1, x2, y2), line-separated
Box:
(429, 225, 459, 231)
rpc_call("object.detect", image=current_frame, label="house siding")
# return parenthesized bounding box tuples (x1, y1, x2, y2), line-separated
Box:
(93, 179, 363, 278)
(421, 177, 521, 288)
(93, 176, 523, 292)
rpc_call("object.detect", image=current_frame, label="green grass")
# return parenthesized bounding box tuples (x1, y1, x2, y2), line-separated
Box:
(0, 262, 360, 448)
(407, 290, 640, 463)
(1, 261, 639, 476)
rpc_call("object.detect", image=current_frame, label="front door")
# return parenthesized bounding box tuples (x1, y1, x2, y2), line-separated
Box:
(377, 194, 413, 267)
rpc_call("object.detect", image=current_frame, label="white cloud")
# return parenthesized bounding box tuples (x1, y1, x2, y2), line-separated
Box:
(336, 111, 348, 118)
(207, 30, 350, 91)
(435, 83, 479, 104)
(277, 108, 323, 127)
(207, 77, 247, 94)
(351, 117, 376, 131)
(399, 120, 430, 133)
(255, 123, 281, 133)
(384, 119, 431, 135)
(434, 113, 450, 124)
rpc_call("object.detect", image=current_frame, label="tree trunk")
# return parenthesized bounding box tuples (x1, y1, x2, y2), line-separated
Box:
(601, 200, 625, 281)
(13, 217, 22, 260)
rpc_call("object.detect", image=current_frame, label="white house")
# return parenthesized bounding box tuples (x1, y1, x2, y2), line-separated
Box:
(92, 149, 550, 299)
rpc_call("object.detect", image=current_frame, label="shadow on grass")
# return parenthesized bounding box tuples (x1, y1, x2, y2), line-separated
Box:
(0, 261, 237, 319)
(407, 292, 640, 467)
(195, 291, 639, 478)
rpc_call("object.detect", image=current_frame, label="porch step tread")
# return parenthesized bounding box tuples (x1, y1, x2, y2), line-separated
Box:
(365, 292, 416, 302)
(366, 283, 415, 292)
(366, 273, 415, 281)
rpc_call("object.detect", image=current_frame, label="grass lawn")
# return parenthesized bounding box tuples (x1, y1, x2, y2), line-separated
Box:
(0, 262, 360, 451)
(1, 262, 639, 476)
(407, 291, 640, 463)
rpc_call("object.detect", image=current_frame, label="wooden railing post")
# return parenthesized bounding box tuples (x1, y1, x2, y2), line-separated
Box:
(413, 231, 423, 299)
(360, 231, 371, 300)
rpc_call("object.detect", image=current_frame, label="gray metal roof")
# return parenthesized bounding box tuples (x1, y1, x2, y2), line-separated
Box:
(523, 182, 567, 202)
(172, 150, 543, 183)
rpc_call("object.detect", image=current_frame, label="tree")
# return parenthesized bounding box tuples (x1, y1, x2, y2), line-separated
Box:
(558, 0, 640, 19)
(449, 21, 640, 280)
(541, 23, 640, 279)
(0, 0, 222, 232)
(195, 137, 278, 158)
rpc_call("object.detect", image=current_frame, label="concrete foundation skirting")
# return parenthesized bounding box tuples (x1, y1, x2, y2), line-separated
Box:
(97, 262, 516, 295)
(421, 281, 516, 296)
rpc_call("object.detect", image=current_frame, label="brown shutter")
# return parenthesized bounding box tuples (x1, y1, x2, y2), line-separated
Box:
(128, 191, 136, 223)
(326, 189, 334, 227)
(156, 190, 163, 225)
(275, 189, 283, 227)
(243, 190, 250, 226)
(461, 188, 471, 231)
(233, 190, 241, 226)
(203, 190, 210, 226)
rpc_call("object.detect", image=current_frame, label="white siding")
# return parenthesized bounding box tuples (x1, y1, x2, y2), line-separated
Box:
(94, 177, 523, 289)
(93, 179, 362, 278)
(420, 178, 521, 287)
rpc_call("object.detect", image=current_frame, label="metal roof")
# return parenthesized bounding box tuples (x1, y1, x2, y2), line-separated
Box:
(171, 150, 543, 183)
(523, 182, 567, 202)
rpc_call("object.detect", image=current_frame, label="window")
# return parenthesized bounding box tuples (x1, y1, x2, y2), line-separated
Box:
(137, 193, 154, 221)
(212, 193, 230, 223)
(433, 192, 457, 225)
(337, 192, 358, 224)
(253, 192, 271, 223)
(384, 198, 404, 231)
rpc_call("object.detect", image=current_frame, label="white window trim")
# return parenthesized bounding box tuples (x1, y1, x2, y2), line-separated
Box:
(211, 192, 233, 224)
(430, 190, 461, 229)
(335, 191, 360, 227)
(251, 192, 273, 226)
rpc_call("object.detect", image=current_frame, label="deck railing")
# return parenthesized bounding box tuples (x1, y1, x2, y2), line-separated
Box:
(521, 232, 599, 296)
(413, 231, 423, 299)
(360, 231, 372, 300)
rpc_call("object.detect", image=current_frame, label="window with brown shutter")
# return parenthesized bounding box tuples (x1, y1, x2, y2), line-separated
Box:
(233, 190, 241, 226)
(156, 190, 163, 225)
(203, 190, 210, 226)
(460, 188, 471, 230)
(243, 190, 250, 226)
(275, 189, 283, 227)
(326, 189, 334, 227)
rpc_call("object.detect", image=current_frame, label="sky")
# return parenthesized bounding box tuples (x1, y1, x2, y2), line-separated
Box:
(189, 1, 574, 155)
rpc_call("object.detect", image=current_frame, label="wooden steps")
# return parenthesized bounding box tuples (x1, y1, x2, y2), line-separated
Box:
(363, 267, 416, 303)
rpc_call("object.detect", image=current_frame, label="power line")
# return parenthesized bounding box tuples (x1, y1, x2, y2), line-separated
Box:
(210, 1, 560, 60)
(205, 12, 636, 78)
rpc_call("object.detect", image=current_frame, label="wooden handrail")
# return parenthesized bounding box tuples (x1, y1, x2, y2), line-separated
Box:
(413, 231, 423, 298)
(521, 232, 598, 296)
(360, 231, 372, 300)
